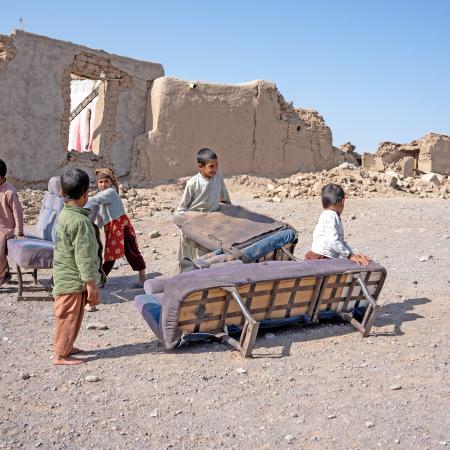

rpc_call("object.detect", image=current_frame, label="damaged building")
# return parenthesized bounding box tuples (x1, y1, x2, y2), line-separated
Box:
(362, 133, 450, 176)
(0, 30, 351, 184)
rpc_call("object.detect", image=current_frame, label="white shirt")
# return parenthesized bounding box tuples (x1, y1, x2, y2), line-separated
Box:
(311, 209, 353, 258)
(176, 172, 231, 214)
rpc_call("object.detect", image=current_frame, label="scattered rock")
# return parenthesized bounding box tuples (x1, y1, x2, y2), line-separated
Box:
(389, 384, 402, 390)
(86, 321, 108, 331)
(365, 421, 375, 428)
(236, 368, 247, 374)
(149, 409, 158, 418)
(421, 172, 441, 187)
(264, 333, 275, 340)
(20, 371, 30, 380)
(85, 375, 101, 382)
(327, 414, 336, 419)
(419, 255, 432, 262)
(150, 231, 161, 239)
(284, 435, 295, 442)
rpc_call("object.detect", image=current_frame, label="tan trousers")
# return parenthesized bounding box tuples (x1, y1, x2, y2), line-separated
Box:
(0, 229, 14, 284)
(54, 291, 87, 356)
(178, 232, 209, 263)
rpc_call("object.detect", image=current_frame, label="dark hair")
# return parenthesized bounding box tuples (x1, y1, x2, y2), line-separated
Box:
(61, 167, 90, 200)
(197, 148, 217, 166)
(0, 159, 7, 178)
(321, 183, 345, 208)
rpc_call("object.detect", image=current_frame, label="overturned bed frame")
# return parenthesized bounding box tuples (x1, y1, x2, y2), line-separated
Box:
(136, 260, 387, 358)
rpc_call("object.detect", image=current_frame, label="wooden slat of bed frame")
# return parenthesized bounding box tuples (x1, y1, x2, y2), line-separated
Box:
(316, 270, 383, 314)
(286, 278, 301, 318)
(178, 277, 317, 333)
(178, 270, 385, 333)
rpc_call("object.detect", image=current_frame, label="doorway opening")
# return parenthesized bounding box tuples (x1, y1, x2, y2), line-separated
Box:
(67, 74, 104, 155)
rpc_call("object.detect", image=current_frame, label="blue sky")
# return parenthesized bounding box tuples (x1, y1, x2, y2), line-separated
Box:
(2, 0, 449, 152)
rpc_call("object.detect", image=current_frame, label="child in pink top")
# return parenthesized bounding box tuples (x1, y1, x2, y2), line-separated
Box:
(0, 159, 24, 285)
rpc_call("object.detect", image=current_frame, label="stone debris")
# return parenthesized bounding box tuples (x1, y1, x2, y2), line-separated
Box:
(389, 384, 402, 390)
(85, 375, 101, 382)
(362, 133, 450, 175)
(421, 172, 441, 187)
(86, 322, 108, 331)
(20, 371, 30, 380)
(228, 163, 450, 203)
(236, 368, 247, 374)
(13, 153, 450, 226)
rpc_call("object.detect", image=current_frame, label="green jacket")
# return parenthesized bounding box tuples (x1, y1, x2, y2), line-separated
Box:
(52, 204, 103, 296)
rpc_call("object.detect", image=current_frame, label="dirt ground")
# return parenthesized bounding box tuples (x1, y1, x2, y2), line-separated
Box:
(1, 185, 449, 450)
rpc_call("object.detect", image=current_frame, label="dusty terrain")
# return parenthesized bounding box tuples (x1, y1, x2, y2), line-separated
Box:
(1, 180, 449, 450)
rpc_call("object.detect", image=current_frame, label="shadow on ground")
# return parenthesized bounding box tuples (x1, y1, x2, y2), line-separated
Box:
(84, 296, 431, 361)
(374, 296, 430, 336)
(101, 272, 162, 304)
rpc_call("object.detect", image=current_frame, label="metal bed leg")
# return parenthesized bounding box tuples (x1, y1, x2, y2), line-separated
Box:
(222, 287, 259, 357)
(281, 247, 302, 262)
(340, 274, 381, 337)
(16, 265, 23, 301)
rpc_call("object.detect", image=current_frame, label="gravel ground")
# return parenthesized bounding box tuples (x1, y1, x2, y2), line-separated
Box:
(1, 190, 449, 450)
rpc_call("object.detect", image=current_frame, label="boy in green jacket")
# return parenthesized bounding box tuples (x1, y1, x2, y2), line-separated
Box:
(53, 168, 103, 365)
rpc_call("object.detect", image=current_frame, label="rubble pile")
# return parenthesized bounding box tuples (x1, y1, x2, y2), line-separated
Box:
(16, 162, 449, 225)
(17, 190, 45, 224)
(230, 162, 450, 201)
(119, 183, 179, 219)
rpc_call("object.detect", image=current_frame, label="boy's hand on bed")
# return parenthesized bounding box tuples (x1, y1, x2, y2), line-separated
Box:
(86, 280, 100, 305)
(349, 254, 371, 266)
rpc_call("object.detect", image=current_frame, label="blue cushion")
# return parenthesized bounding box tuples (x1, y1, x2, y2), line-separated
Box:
(134, 294, 163, 340)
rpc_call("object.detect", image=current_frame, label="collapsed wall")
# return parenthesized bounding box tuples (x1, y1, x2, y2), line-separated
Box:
(1, 31, 348, 184)
(131, 77, 346, 181)
(0, 30, 163, 184)
(362, 133, 450, 175)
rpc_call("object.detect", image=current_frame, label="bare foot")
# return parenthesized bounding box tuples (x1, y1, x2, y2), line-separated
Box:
(53, 355, 86, 365)
(84, 304, 98, 312)
(69, 347, 84, 355)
